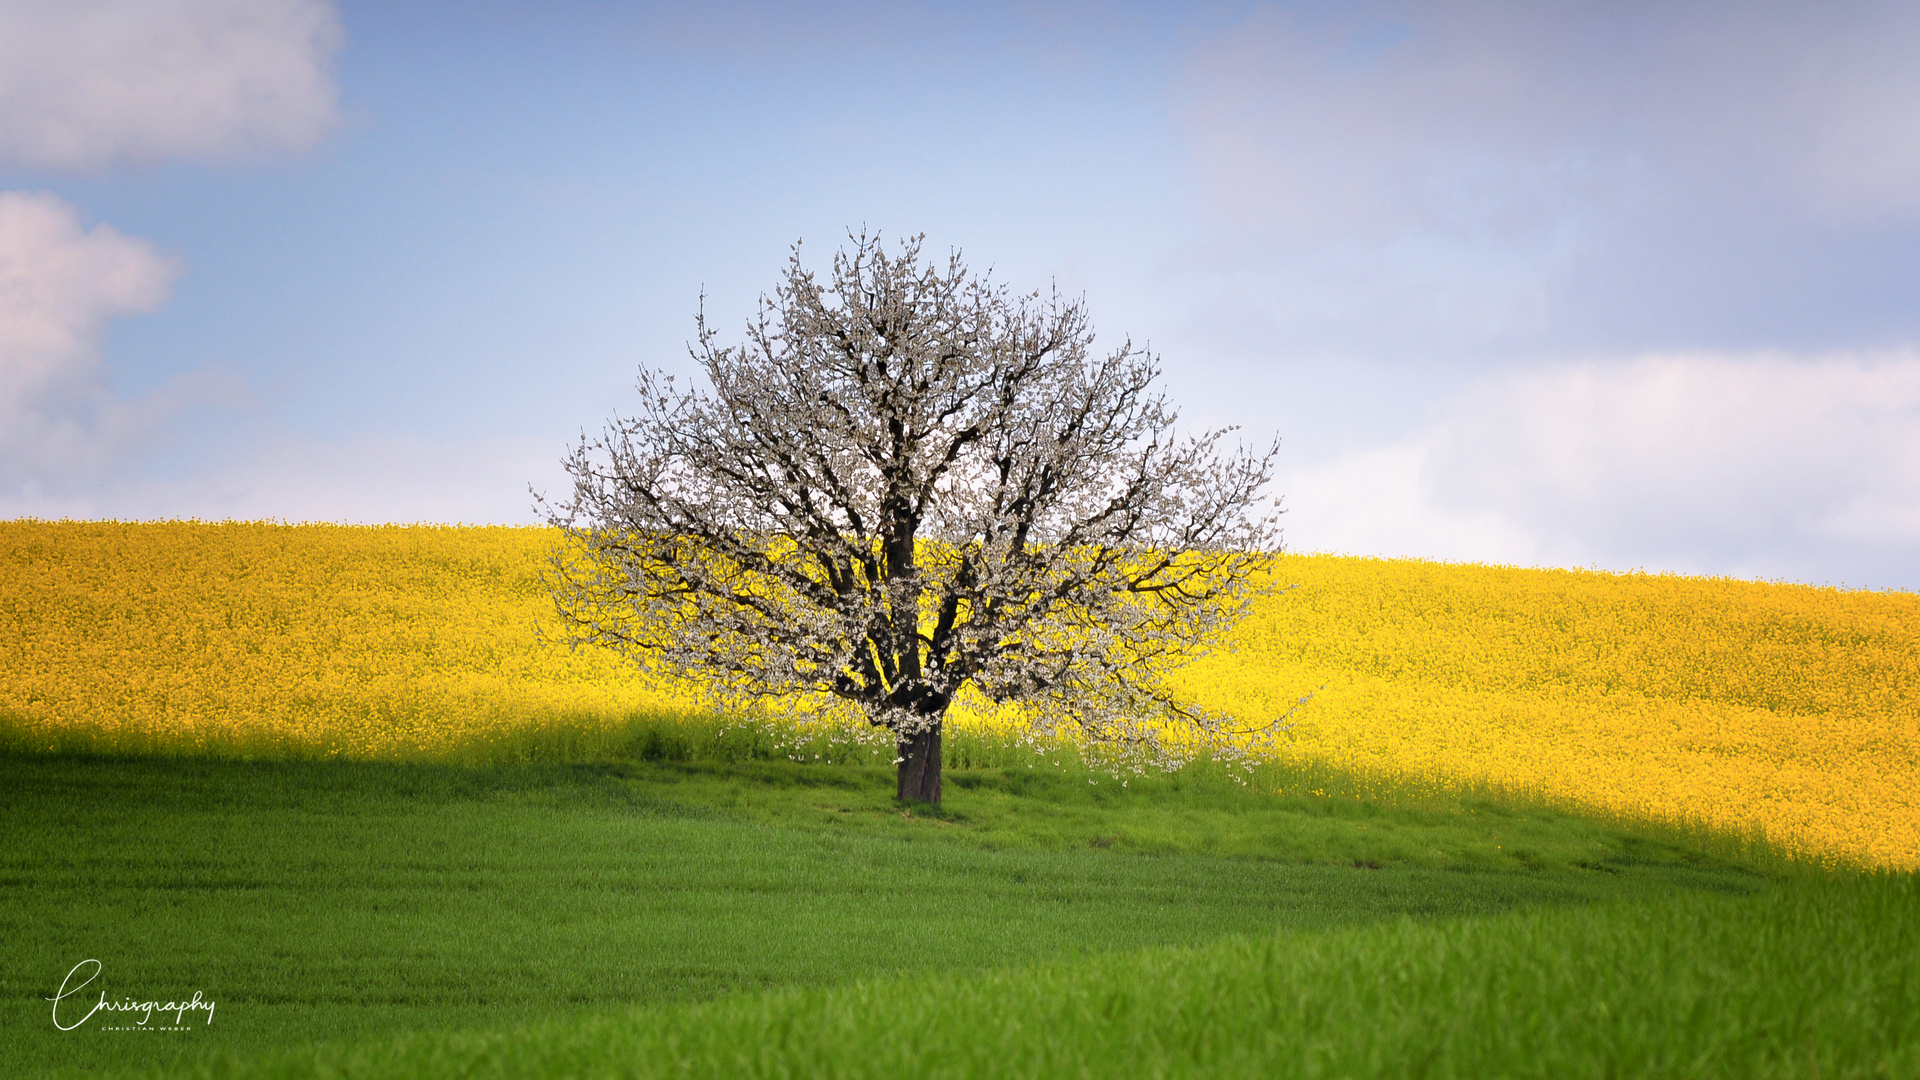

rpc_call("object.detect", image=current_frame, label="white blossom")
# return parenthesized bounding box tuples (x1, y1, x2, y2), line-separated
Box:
(542, 233, 1287, 801)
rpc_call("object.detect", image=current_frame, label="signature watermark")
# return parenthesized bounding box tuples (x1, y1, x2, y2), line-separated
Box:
(46, 960, 216, 1032)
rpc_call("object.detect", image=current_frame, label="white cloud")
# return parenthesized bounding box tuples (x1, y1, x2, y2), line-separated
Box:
(1280, 352, 1920, 588)
(1278, 438, 1544, 566)
(0, 0, 342, 171)
(0, 190, 189, 483)
(1181, 3, 1920, 242)
(0, 201, 557, 517)
(0, 1, 344, 498)
(1166, 3, 1920, 359)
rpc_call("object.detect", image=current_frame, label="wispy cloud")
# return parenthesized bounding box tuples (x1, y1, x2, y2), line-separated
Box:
(0, 191, 197, 486)
(1281, 351, 1920, 587)
(0, 432, 563, 525)
(1172, 2, 1920, 358)
(1184, 2, 1920, 239)
(0, 0, 343, 171)
(1, 2, 343, 508)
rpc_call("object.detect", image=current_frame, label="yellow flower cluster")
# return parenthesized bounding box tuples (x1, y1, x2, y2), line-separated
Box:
(1167, 556, 1919, 869)
(3, 523, 1912, 866)
(0, 521, 689, 759)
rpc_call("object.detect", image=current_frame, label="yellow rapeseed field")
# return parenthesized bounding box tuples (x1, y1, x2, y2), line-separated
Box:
(0, 521, 689, 758)
(3, 521, 1914, 867)
(1169, 556, 1920, 869)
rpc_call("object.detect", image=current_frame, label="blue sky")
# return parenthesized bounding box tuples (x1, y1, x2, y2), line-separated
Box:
(3, 0, 1918, 589)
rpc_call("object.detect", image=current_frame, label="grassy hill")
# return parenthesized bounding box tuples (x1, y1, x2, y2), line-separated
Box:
(8, 725, 1904, 1079)
(2, 522, 1913, 1076)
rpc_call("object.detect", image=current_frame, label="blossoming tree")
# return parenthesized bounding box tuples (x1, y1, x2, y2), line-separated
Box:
(544, 233, 1284, 804)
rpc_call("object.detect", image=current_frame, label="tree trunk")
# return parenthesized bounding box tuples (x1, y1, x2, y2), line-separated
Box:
(896, 721, 942, 805)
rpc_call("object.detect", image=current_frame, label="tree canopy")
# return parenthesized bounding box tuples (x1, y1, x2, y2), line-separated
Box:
(545, 233, 1285, 803)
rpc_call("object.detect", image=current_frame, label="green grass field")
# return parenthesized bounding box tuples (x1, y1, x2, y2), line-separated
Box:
(1, 717, 1908, 1079)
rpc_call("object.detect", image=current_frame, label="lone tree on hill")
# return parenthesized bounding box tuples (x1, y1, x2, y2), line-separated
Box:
(544, 233, 1285, 805)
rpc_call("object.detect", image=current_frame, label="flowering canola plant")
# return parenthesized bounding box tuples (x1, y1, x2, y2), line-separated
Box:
(3, 522, 1914, 866)
(0, 522, 690, 759)
(1167, 555, 1919, 868)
